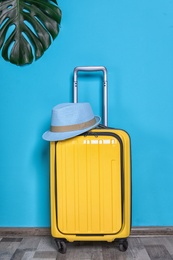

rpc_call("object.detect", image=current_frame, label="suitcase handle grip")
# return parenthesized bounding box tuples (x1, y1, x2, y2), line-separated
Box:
(73, 66, 108, 126)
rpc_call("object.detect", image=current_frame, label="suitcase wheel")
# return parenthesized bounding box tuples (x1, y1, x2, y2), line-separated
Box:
(118, 239, 128, 252)
(55, 239, 67, 254)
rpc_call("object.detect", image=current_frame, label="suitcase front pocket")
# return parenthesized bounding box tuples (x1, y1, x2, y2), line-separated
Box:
(55, 133, 124, 235)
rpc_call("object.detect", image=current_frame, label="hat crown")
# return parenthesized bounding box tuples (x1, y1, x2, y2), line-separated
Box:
(51, 103, 94, 127)
(42, 102, 101, 141)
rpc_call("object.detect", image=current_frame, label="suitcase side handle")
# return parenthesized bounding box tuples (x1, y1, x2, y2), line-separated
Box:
(73, 66, 108, 126)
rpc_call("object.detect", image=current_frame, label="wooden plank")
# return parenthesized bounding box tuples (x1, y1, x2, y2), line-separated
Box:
(141, 236, 173, 256)
(145, 245, 172, 260)
(102, 241, 133, 260)
(128, 237, 151, 260)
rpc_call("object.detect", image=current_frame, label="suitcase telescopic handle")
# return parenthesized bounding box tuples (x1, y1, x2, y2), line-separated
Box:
(73, 66, 108, 126)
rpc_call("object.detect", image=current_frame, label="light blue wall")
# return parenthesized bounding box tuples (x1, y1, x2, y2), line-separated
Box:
(1, 0, 173, 227)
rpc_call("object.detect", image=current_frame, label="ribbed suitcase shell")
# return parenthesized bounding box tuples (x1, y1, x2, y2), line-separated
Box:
(50, 128, 131, 242)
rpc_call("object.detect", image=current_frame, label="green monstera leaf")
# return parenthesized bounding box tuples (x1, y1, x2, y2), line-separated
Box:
(0, 0, 62, 66)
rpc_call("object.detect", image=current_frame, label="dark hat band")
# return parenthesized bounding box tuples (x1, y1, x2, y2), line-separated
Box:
(50, 118, 96, 133)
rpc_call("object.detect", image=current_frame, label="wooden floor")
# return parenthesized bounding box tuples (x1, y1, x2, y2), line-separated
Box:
(0, 235, 173, 260)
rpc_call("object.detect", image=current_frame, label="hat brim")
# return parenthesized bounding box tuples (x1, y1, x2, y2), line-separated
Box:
(42, 116, 101, 141)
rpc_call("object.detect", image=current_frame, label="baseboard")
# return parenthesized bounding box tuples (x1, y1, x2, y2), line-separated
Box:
(0, 227, 173, 237)
(0, 228, 51, 237)
(131, 226, 173, 237)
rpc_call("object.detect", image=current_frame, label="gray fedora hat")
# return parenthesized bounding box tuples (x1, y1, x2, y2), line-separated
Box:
(42, 103, 101, 141)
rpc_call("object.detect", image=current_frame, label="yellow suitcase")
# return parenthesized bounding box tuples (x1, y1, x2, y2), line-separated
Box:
(50, 67, 131, 253)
